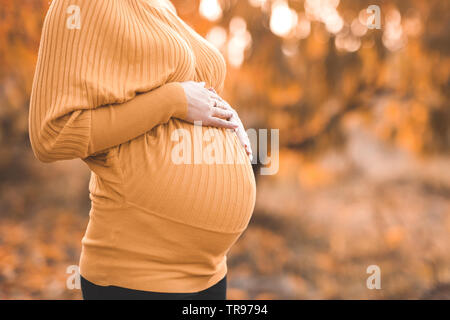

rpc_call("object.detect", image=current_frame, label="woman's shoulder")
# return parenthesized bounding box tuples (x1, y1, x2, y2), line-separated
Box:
(44, 0, 107, 24)
(45, 0, 176, 24)
(152, 0, 178, 14)
(43, 0, 138, 34)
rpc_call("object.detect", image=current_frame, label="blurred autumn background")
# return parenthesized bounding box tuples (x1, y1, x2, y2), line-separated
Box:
(0, 0, 449, 299)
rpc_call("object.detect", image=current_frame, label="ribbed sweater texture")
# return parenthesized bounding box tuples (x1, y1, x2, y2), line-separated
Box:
(29, 0, 256, 292)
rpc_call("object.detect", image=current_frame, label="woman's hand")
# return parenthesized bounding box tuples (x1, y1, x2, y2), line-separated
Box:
(179, 81, 238, 130)
(208, 88, 253, 162)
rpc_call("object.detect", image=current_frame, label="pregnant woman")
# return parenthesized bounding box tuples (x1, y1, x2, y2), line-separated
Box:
(29, 0, 256, 300)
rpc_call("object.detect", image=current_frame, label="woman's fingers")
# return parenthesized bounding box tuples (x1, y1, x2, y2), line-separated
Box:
(230, 114, 252, 158)
(210, 95, 229, 111)
(237, 128, 253, 157)
(207, 117, 239, 130)
(207, 89, 253, 160)
(212, 106, 233, 120)
(209, 92, 233, 109)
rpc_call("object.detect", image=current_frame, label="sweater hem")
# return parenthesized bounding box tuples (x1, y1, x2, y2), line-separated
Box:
(78, 263, 228, 294)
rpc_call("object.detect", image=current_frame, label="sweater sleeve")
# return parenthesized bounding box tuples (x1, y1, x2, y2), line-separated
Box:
(28, 0, 188, 163)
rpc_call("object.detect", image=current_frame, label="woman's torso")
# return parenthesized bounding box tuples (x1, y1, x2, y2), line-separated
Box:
(79, 0, 256, 292)
(84, 0, 256, 233)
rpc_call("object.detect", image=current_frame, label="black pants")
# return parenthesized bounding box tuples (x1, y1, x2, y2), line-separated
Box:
(80, 275, 227, 300)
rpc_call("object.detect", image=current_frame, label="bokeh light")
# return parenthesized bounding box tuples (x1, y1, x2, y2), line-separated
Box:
(199, 0, 222, 21)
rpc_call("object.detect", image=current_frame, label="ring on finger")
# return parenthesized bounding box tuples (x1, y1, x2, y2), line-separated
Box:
(212, 97, 226, 110)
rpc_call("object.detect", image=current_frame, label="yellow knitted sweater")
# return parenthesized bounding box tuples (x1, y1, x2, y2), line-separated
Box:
(29, 0, 256, 292)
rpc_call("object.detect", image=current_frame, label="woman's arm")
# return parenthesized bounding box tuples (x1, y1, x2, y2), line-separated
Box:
(88, 82, 187, 156)
(29, 0, 237, 163)
(28, 0, 191, 163)
(30, 80, 188, 163)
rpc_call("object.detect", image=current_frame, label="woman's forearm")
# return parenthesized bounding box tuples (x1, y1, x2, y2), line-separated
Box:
(88, 82, 187, 156)
(30, 81, 187, 163)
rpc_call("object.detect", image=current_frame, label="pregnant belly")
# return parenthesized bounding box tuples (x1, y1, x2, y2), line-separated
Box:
(116, 118, 256, 233)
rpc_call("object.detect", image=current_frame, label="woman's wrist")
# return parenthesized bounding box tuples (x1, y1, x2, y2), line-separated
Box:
(169, 82, 189, 120)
